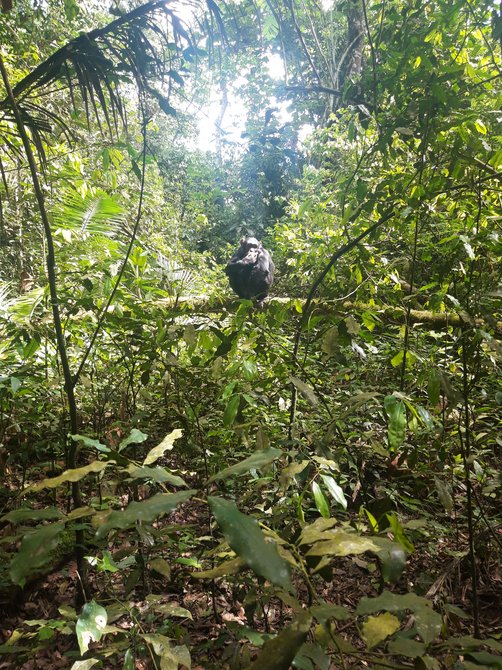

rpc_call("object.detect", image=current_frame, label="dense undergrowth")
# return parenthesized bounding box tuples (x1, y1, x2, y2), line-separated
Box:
(0, 0, 501, 668)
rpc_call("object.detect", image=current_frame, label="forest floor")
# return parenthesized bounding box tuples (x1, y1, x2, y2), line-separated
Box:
(1, 496, 501, 670)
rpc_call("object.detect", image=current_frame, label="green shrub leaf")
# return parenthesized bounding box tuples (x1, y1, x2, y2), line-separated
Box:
(95, 490, 196, 539)
(209, 496, 292, 591)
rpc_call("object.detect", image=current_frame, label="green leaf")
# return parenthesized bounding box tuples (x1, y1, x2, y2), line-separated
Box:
(72, 434, 108, 452)
(312, 481, 330, 518)
(320, 474, 347, 509)
(386, 514, 415, 553)
(434, 477, 454, 512)
(209, 497, 292, 591)
(290, 377, 319, 406)
(76, 601, 107, 655)
(145, 598, 192, 619)
(10, 522, 66, 586)
(293, 642, 330, 670)
(52, 189, 125, 236)
(123, 648, 134, 670)
(474, 118, 487, 134)
(193, 557, 245, 580)
(390, 350, 404, 367)
(388, 636, 427, 658)
(118, 428, 148, 452)
(223, 394, 241, 426)
(356, 591, 442, 644)
(95, 490, 196, 539)
(209, 448, 283, 482)
(10, 376, 22, 393)
(23, 337, 40, 358)
(148, 558, 171, 579)
(143, 429, 182, 465)
(2, 507, 64, 523)
(279, 461, 309, 490)
(26, 461, 108, 492)
(248, 610, 312, 670)
(384, 395, 406, 450)
(127, 464, 186, 488)
(362, 612, 400, 649)
(427, 368, 441, 406)
(70, 659, 102, 670)
(142, 634, 190, 669)
(310, 603, 350, 622)
(307, 532, 406, 582)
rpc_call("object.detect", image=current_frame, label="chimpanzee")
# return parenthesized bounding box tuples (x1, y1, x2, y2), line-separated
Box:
(225, 237, 275, 305)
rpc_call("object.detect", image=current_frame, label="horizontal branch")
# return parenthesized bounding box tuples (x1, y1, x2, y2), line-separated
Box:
(154, 296, 501, 336)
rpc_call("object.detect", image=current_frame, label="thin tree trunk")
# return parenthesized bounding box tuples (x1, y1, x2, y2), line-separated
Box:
(0, 54, 89, 604)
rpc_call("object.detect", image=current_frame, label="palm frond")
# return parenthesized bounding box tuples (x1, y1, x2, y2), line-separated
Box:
(0, 0, 225, 148)
(7, 285, 46, 324)
(51, 189, 126, 237)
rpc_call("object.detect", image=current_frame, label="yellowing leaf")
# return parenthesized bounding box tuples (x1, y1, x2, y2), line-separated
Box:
(474, 118, 487, 134)
(143, 429, 182, 465)
(362, 612, 400, 649)
(26, 461, 108, 492)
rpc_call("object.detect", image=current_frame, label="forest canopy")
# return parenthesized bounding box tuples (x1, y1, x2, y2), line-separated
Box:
(0, 0, 501, 668)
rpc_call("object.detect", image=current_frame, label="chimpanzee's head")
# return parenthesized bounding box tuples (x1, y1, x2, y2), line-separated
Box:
(239, 236, 261, 253)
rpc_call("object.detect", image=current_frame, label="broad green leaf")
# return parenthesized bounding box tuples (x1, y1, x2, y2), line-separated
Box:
(388, 636, 427, 658)
(293, 642, 330, 670)
(143, 429, 183, 465)
(321, 326, 339, 357)
(123, 649, 134, 670)
(463, 651, 502, 668)
(26, 461, 108, 492)
(149, 558, 171, 579)
(279, 460, 309, 490)
(145, 598, 192, 619)
(362, 612, 400, 649)
(307, 532, 406, 582)
(386, 514, 415, 553)
(209, 497, 292, 591)
(242, 359, 258, 380)
(127, 464, 186, 488)
(118, 428, 148, 452)
(290, 377, 319, 406)
(248, 611, 312, 670)
(299, 517, 338, 545)
(223, 395, 241, 426)
(76, 601, 107, 655)
(307, 531, 385, 557)
(428, 369, 441, 406)
(356, 591, 442, 644)
(2, 507, 64, 523)
(390, 350, 404, 367)
(70, 660, 101, 670)
(384, 395, 406, 450)
(209, 448, 282, 482)
(312, 481, 330, 518)
(95, 490, 196, 539)
(416, 405, 434, 430)
(142, 634, 191, 669)
(474, 118, 487, 134)
(434, 477, 453, 512)
(373, 540, 407, 583)
(10, 522, 66, 586)
(193, 557, 245, 580)
(72, 434, 108, 452)
(10, 377, 22, 393)
(23, 337, 40, 358)
(310, 604, 350, 622)
(320, 474, 347, 509)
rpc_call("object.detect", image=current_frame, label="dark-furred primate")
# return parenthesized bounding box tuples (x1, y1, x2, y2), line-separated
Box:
(225, 237, 275, 305)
